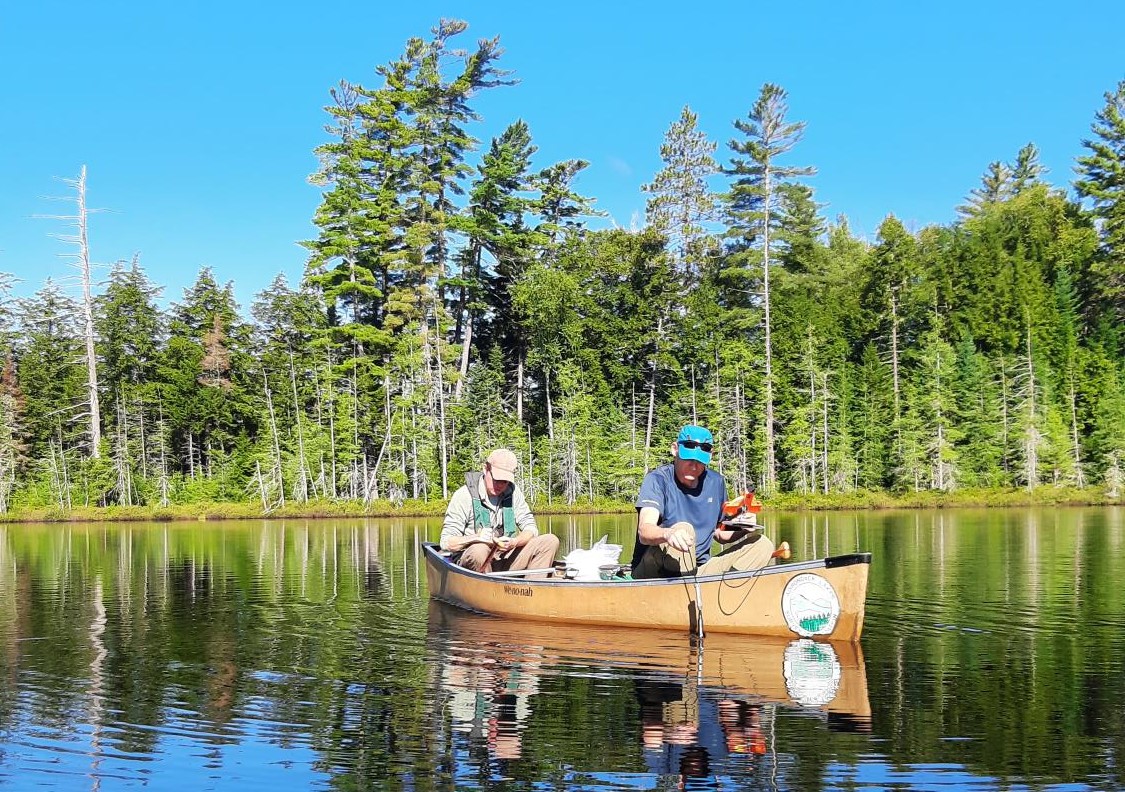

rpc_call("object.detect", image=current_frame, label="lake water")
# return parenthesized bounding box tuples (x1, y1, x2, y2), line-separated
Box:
(0, 507, 1122, 790)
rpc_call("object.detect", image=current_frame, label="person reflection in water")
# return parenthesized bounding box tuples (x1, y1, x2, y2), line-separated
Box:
(442, 640, 542, 765)
(637, 673, 722, 788)
(637, 673, 770, 788)
(717, 699, 766, 758)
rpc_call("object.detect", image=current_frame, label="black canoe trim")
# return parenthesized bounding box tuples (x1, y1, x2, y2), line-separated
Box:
(824, 552, 873, 569)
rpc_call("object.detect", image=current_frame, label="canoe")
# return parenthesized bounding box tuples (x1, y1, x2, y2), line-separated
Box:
(423, 541, 871, 642)
(429, 601, 872, 724)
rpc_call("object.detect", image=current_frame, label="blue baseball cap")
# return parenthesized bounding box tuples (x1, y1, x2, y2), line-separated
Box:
(676, 424, 714, 465)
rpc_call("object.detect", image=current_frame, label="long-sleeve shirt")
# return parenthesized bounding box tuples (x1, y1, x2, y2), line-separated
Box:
(440, 478, 538, 550)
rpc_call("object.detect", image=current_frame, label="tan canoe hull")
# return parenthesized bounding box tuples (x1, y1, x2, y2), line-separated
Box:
(424, 543, 870, 642)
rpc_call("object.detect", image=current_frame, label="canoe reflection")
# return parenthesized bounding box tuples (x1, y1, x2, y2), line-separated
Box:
(428, 603, 870, 772)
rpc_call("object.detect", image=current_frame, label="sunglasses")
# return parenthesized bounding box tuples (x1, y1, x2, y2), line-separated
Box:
(679, 440, 713, 453)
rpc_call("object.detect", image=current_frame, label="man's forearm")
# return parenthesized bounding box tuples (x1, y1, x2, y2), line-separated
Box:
(442, 532, 490, 552)
(637, 519, 668, 545)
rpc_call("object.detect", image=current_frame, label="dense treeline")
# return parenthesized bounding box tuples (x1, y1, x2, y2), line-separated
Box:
(1, 20, 1123, 512)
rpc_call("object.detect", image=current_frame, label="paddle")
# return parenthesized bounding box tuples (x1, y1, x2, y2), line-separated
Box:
(484, 567, 557, 578)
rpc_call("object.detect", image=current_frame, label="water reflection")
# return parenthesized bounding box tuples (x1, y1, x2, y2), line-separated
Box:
(428, 603, 871, 786)
(0, 510, 1121, 790)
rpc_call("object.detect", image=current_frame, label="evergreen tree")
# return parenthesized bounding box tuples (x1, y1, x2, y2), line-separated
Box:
(643, 105, 719, 288)
(96, 259, 164, 389)
(951, 334, 1004, 486)
(853, 344, 893, 489)
(1074, 79, 1125, 326)
(162, 269, 253, 488)
(914, 317, 959, 490)
(862, 216, 921, 422)
(958, 161, 1011, 217)
(1011, 142, 1047, 194)
(724, 83, 815, 493)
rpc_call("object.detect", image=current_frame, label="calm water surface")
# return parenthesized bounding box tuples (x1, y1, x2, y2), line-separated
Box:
(0, 508, 1122, 790)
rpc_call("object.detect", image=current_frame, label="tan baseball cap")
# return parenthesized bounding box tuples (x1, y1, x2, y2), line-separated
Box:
(486, 449, 519, 481)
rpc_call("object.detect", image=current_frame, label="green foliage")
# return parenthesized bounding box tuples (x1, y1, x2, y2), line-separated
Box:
(1074, 79, 1125, 325)
(0, 35, 1120, 515)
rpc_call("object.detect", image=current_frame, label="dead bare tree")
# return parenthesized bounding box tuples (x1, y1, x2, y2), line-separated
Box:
(37, 166, 103, 457)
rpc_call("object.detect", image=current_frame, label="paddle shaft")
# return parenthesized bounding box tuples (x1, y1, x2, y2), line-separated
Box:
(483, 567, 557, 577)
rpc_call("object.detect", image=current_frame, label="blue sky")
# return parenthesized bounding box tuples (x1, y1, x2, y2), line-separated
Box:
(1, 0, 1121, 311)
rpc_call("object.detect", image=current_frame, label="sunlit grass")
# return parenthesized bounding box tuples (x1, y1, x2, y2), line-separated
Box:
(0, 485, 1118, 524)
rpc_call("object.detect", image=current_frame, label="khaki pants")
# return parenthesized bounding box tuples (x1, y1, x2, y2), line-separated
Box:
(458, 534, 560, 579)
(633, 532, 774, 579)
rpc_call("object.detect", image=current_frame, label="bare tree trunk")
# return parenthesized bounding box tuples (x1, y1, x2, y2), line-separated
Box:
(1020, 321, 1041, 491)
(289, 352, 309, 503)
(821, 372, 830, 494)
(456, 321, 471, 401)
(644, 317, 661, 471)
(369, 374, 392, 502)
(690, 365, 697, 424)
(324, 356, 338, 499)
(137, 397, 148, 480)
(517, 353, 525, 424)
(527, 424, 535, 503)
(114, 394, 133, 506)
(157, 401, 170, 507)
(255, 461, 268, 513)
(762, 164, 776, 493)
(431, 305, 450, 499)
(263, 373, 285, 508)
(734, 377, 746, 492)
(586, 440, 594, 502)
(545, 368, 555, 442)
(75, 167, 102, 457)
(890, 287, 901, 420)
(999, 357, 1010, 477)
(410, 411, 419, 500)
(809, 348, 817, 491)
(630, 383, 638, 453)
(1069, 381, 1085, 487)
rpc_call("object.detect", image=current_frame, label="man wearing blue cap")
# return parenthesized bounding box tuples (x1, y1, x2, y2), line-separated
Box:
(631, 424, 774, 579)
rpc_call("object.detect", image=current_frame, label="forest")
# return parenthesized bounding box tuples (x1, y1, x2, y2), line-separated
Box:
(1, 19, 1123, 514)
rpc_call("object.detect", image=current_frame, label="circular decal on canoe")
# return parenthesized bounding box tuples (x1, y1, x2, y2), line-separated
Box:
(781, 573, 840, 637)
(782, 639, 842, 707)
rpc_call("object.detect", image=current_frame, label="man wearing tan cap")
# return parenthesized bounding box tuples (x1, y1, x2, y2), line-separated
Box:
(440, 448, 559, 577)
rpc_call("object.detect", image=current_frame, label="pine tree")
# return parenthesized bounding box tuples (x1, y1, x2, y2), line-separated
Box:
(643, 105, 719, 289)
(915, 317, 959, 490)
(958, 161, 1011, 217)
(863, 216, 920, 424)
(458, 121, 540, 405)
(1074, 79, 1125, 325)
(724, 83, 815, 494)
(951, 334, 1003, 486)
(854, 343, 893, 489)
(1011, 142, 1047, 195)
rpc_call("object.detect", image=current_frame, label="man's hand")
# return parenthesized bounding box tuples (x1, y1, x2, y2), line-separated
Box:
(664, 521, 696, 553)
(494, 529, 533, 559)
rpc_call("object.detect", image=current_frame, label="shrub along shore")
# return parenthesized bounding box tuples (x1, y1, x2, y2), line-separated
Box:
(0, 487, 1118, 524)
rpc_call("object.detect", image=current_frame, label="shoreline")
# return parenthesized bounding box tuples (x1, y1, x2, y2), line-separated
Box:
(0, 487, 1117, 524)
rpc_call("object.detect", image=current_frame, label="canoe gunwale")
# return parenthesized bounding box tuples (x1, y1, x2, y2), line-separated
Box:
(421, 541, 870, 587)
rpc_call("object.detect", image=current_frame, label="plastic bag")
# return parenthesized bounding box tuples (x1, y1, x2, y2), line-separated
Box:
(562, 535, 623, 581)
